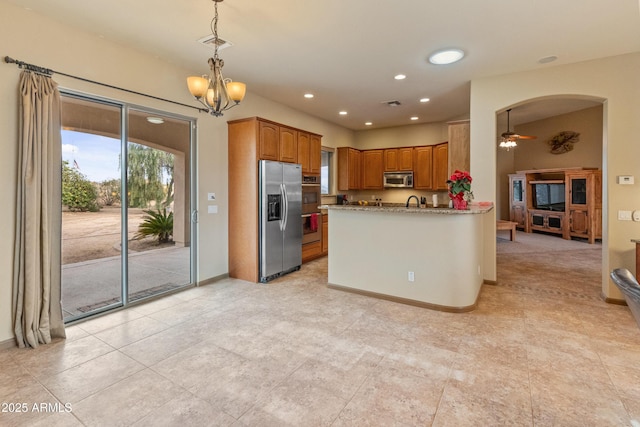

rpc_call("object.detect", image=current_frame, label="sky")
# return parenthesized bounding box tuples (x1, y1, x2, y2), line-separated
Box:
(62, 130, 121, 182)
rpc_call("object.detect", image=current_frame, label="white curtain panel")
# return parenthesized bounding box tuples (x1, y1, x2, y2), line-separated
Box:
(13, 71, 65, 348)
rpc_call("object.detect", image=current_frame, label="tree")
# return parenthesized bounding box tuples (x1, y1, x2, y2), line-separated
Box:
(62, 160, 100, 212)
(98, 179, 121, 206)
(126, 143, 174, 208)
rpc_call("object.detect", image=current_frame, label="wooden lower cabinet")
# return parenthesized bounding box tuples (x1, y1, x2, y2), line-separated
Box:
(322, 214, 328, 254)
(511, 205, 527, 230)
(302, 241, 322, 263)
(529, 210, 566, 238)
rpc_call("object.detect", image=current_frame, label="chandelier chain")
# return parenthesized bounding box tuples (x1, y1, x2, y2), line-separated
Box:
(210, 0, 220, 61)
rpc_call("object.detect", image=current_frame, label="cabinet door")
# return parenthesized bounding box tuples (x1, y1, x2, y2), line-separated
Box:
(279, 127, 297, 163)
(362, 150, 384, 189)
(569, 210, 589, 235)
(384, 149, 398, 171)
(413, 146, 433, 189)
(511, 205, 526, 228)
(432, 142, 449, 190)
(398, 148, 414, 171)
(568, 175, 588, 206)
(297, 131, 310, 172)
(338, 147, 361, 191)
(322, 215, 328, 254)
(259, 121, 279, 161)
(309, 134, 322, 174)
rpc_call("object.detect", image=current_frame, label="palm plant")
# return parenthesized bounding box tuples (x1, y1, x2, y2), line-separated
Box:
(134, 208, 173, 243)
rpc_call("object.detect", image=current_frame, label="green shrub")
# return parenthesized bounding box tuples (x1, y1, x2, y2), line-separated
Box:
(62, 161, 100, 212)
(134, 208, 173, 243)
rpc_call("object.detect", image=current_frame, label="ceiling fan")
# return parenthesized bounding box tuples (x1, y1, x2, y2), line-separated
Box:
(499, 108, 536, 149)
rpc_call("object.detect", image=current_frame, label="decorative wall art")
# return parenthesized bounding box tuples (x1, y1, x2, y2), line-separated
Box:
(548, 131, 580, 154)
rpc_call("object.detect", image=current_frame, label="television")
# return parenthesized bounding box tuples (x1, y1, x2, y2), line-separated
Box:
(533, 183, 565, 211)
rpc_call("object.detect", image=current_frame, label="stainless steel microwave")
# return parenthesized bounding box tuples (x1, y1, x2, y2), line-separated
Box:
(383, 171, 414, 188)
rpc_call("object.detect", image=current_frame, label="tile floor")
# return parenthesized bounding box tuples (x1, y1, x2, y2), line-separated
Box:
(1, 237, 640, 426)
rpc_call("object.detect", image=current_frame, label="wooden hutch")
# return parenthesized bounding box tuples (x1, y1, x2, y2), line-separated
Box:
(508, 167, 602, 244)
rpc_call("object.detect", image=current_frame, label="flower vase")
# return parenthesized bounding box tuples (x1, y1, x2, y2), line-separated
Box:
(452, 198, 468, 210)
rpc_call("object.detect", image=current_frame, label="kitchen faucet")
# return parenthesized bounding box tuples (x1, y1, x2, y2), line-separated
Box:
(406, 195, 420, 208)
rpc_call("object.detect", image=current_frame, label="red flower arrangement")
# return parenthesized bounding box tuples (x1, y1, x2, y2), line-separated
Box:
(447, 170, 473, 209)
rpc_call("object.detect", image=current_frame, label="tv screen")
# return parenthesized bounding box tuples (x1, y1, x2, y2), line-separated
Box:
(534, 183, 565, 211)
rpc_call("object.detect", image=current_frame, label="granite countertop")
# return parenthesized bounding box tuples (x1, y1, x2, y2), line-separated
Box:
(319, 203, 493, 215)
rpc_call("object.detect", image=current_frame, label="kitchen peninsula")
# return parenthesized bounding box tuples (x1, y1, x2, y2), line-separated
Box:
(322, 203, 493, 312)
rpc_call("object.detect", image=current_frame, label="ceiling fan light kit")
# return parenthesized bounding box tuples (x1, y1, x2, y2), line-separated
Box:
(187, 0, 246, 117)
(499, 108, 537, 150)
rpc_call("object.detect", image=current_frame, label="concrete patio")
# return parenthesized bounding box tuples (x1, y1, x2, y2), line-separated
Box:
(62, 246, 191, 319)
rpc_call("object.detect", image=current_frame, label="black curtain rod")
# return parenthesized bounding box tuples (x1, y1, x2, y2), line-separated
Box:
(4, 56, 206, 114)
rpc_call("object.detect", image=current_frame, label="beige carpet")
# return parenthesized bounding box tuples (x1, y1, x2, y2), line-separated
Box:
(497, 229, 602, 253)
(496, 231, 603, 304)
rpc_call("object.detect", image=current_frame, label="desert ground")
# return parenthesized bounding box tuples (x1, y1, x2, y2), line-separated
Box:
(62, 206, 172, 264)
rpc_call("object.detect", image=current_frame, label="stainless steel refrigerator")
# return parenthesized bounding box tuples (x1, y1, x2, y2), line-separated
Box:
(259, 160, 302, 282)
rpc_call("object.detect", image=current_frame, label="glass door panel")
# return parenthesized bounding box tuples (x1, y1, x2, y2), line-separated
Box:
(60, 96, 123, 320)
(126, 109, 192, 302)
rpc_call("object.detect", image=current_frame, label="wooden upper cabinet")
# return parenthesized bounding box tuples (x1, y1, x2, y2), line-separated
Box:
(259, 121, 279, 161)
(413, 146, 433, 189)
(279, 126, 297, 163)
(337, 147, 361, 190)
(384, 147, 413, 171)
(398, 148, 413, 171)
(297, 131, 310, 171)
(309, 134, 322, 174)
(297, 132, 321, 174)
(432, 142, 449, 190)
(362, 149, 384, 189)
(384, 149, 398, 171)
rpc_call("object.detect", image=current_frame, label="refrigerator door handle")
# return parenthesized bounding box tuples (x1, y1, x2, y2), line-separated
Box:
(281, 183, 288, 232)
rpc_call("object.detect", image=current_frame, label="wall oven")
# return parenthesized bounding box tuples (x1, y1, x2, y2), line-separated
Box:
(302, 213, 322, 244)
(302, 175, 321, 215)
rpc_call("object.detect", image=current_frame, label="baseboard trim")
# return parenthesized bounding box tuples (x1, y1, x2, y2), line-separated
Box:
(198, 273, 230, 287)
(600, 292, 627, 306)
(327, 283, 478, 313)
(0, 337, 16, 350)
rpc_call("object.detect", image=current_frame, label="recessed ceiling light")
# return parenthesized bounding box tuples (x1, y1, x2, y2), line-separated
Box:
(410, 116, 419, 121)
(538, 55, 558, 64)
(428, 48, 465, 65)
(394, 74, 406, 80)
(339, 111, 348, 116)
(365, 122, 373, 126)
(419, 98, 430, 103)
(304, 93, 314, 99)
(146, 117, 164, 124)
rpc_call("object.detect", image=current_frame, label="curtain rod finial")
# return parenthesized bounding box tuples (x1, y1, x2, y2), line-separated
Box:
(4, 56, 17, 64)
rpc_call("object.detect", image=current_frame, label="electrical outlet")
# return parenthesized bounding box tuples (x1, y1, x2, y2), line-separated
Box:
(408, 271, 415, 282)
(618, 210, 632, 221)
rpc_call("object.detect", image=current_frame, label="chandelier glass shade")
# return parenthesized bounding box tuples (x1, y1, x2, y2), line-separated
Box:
(187, 0, 246, 117)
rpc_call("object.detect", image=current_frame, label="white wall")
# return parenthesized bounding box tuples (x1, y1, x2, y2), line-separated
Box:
(471, 53, 640, 298)
(0, 2, 354, 344)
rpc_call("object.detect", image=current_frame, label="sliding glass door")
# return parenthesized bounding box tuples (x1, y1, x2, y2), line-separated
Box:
(60, 94, 196, 321)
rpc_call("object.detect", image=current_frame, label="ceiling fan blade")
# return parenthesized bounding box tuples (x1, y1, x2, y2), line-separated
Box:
(517, 135, 537, 140)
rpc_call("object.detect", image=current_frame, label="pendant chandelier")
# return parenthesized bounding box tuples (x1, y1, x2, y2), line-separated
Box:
(187, 0, 246, 117)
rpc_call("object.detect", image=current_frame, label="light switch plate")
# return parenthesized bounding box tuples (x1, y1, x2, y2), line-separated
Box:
(618, 210, 632, 221)
(208, 205, 218, 214)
